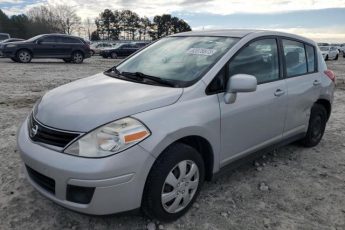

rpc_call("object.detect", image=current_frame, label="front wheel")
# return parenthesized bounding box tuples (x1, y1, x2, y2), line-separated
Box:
(142, 143, 205, 222)
(301, 104, 327, 147)
(72, 51, 84, 64)
(325, 55, 329, 61)
(334, 54, 338, 60)
(17, 50, 32, 63)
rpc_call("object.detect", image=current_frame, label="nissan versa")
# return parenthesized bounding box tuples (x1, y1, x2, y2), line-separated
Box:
(17, 30, 335, 221)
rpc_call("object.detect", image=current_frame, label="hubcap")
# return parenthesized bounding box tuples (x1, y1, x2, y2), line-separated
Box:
(19, 51, 30, 62)
(74, 53, 83, 63)
(161, 160, 199, 213)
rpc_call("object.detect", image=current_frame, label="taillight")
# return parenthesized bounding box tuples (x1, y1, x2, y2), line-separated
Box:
(324, 70, 335, 82)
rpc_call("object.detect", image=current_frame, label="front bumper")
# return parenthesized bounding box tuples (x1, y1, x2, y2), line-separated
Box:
(17, 118, 156, 215)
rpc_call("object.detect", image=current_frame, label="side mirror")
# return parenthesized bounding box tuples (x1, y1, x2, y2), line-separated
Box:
(36, 40, 42, 45)
(224, 74, 257, 104)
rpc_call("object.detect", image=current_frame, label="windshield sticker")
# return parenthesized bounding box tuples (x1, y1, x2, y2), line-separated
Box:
(187, 48, 216, 56)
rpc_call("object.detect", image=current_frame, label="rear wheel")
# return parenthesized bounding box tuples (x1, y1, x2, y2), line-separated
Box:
(142, 143, 205, 222)
(72, 51, 84, 64)
(17, 49, 32, 63)
(325, 55, 329, 61)
(301, 104, 327, 147)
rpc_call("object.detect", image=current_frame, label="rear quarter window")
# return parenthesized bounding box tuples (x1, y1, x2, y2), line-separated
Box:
(306, 45, 316, 73)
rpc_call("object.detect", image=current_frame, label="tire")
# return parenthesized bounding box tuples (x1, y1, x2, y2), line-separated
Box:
(301, 104, 327, 147)
(110, 52, 117, 59)
(325, 55, 328, 61)
(334, 54, 338, 60)
(90, 50, 95, 56)
(63, 58, 72, 63)
(10, 57, 18, 62)
(16, 49, 32, 63)
(142, 143, 205, 222)
(72, 51, 84, 64)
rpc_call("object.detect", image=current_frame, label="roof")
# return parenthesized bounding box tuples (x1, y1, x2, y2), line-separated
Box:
(171, 29, 316, 44)
(172, 29, 262, 38)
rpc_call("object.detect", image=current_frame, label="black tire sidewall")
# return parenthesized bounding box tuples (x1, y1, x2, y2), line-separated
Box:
(302, 104, 327, 147)
(142, 143, 205, 222)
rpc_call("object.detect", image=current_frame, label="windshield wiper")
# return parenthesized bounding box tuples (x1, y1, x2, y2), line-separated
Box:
(121, 71, 176, 87)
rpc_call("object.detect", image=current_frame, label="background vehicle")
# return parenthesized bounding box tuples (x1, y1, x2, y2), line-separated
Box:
(17, 30, 335, 222)
(134, 41, 150, 48)
(100, 43, 139, 59)
(0, 33, 10, 42)
(0, 34, 91, 63)
(0, 38, 24, 43)
(90, 42, 116, 55)
(319, 46, 339, 60)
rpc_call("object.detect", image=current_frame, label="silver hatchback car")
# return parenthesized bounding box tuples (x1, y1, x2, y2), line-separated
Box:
(17, 30, 335, 221)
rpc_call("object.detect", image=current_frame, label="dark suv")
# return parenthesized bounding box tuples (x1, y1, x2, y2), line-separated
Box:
(100, 43, 140, 59)
(0, 34, 91, 63)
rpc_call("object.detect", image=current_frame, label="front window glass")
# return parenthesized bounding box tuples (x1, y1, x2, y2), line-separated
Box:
(116, 36, 239, 87)
(0, 34, 9, 40)
(228, 39, 279, 84)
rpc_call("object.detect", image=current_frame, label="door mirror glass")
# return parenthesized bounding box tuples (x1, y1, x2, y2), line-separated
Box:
(224, 74, 257, 104)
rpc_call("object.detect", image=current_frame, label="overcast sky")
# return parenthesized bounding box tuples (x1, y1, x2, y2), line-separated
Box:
(1, 0, 345, 42)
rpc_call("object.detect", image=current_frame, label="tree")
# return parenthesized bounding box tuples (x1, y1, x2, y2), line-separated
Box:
(151, 14, 191, 39)
(84, 18, 93, 40)
(91, 31, 100, 41)
(53, 5, 81, 35)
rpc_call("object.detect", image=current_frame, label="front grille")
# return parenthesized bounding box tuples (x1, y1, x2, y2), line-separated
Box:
(26, 165, 55, 194)
(28, 114, 80, 148)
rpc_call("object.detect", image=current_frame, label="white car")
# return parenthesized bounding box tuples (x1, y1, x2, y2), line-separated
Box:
(319, 46, 339, 60)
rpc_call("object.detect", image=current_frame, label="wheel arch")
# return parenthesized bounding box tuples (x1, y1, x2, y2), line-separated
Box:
(16, 48, 33, 58)
(154, 135, 215, 181)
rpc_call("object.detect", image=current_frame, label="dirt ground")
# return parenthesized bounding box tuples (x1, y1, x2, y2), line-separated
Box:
(0, 56, 344, 230)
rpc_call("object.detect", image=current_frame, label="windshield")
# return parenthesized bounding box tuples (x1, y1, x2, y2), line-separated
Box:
(319, 46, 329, 51)
(116, 36, 239, 87)
(26, 35, 44, 42)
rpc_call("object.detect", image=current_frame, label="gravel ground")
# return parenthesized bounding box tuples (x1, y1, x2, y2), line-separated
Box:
(0, 56, 345, 230)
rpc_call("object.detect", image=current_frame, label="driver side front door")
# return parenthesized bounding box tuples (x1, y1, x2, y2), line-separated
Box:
(219, 38, 288, 167)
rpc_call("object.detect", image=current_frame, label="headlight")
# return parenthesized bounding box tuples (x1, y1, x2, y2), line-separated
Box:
(64, 117, 150, 158)
(6, 44, 17, 48)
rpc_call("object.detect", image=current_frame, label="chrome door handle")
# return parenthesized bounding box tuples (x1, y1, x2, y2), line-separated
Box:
(313, 80, 321, 86)
(274, 89, 285, 97)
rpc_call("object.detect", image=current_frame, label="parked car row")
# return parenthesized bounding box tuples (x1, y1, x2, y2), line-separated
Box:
(318, 42, 345, 59)
(0, 33, 151, 63)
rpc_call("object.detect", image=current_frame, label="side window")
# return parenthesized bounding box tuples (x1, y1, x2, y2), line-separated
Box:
(228, 39, 279, 84)
(41, 36, 56, 43)
(282, 39, 307, 77)
(306, 45, 316, 73)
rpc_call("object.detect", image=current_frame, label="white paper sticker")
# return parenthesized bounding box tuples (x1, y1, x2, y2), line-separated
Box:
(187, 48, 216, 56)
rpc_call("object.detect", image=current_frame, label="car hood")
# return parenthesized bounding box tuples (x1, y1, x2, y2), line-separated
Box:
(35, 73, 183, 132)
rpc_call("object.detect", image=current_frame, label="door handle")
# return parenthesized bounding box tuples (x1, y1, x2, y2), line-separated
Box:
(313, 80, 321, 86)
(274, 89, 285, 97)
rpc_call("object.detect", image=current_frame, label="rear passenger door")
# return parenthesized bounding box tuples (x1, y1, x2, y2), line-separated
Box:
(219, 38, 288, 166)
(281, 39, 321, 138)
